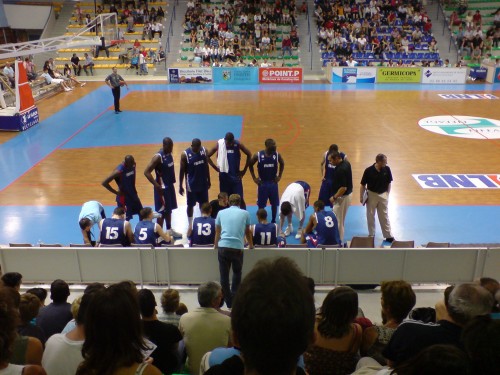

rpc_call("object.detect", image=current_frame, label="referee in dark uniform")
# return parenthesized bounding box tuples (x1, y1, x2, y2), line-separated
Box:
(105, 67, 128, 114)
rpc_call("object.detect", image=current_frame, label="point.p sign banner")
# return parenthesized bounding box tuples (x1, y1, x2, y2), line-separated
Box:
(259, 68, 303, 83)
(418, 116, 500, 139)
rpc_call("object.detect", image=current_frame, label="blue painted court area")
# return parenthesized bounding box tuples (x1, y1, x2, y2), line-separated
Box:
(0, 204, 498, 246)
(61, 112, 242, 149)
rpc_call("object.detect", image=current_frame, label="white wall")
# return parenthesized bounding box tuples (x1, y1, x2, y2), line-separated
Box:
(4, 4, 51, 29)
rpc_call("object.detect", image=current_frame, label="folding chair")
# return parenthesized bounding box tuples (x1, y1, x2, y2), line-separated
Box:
(349, 236, 375, 248)
(390, 240, 415, 248)
(426, 242, 450, 248)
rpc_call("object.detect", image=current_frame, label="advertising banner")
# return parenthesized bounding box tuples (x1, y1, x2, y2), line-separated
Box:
(376, 67, 421, 83)
(168, 67, 213, 83)
(413, 174, 500, 189)
(495, 67, 500, 83)
(259, 67, 303, 83)
(421, 68, 467, 84)
(331, 67, 376, 83)
(213, 67, 259, 84)
(0, 107, 39, 132)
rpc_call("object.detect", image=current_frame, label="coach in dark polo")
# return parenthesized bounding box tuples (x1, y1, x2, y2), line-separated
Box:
(214, 194, 253, 308)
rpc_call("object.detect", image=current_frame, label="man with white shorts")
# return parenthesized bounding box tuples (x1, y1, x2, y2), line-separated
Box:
(279, 181, 311, 239)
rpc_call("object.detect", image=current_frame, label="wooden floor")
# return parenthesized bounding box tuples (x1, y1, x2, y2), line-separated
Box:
(1, 82, 500, 211)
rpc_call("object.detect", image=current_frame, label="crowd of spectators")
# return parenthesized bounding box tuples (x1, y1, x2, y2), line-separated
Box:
(0, 261, 499, 375)
(73, 0, 166, 29)
(452, 9, 499, 64)
(182, 0, 301, 67)
(315, 0, 443, 67)
(71, 1, 166, 71)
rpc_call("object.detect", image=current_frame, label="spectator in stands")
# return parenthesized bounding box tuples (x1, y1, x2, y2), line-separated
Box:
(156, 46, 166, 63)
(357, 34, 368, 52)
(138, 289, 183, 375)
(471, 45, 482, 63)
(157, 6, 165, 19)
(282, 35, 293, 56)
(18, 293, 46, 345)
(411, 28, 422, 44)
(205, 257, 314, 375)
(158, 289, 181, 326)
(23, 58, 37, 81)
(376, 344, 469, 375)
(139, 52, 148, 75)
(464, 10, 474, 28)
(304, 286, 362, 375)
(462, 315, 500, 374)
(25, 288, 47, 307)
(42, 291, 96, 375)
(2, 62, 15, 88)
(179, 282, 231, 374)
(142, 21, 152, 41)
(82, 53, 94, 76)
(41, 68, 73, 92)
(0, 288, 45, 375)
(70, 53, 82, 76)
(152, 20, 163, 39)
(126, 13, 135, 32)
(63, 64, 86, 88)
(347, 56, 358, 67)
(1, 272, 22, 292)
(360, 281, 416, 366)
(290, 26, 300, 48)
(444, 59, 452, 67)
(36, 279, 72, 339)
(383, 283, 493, 367)
(99, 206, 134, 246)
(75, 284, 162, 375)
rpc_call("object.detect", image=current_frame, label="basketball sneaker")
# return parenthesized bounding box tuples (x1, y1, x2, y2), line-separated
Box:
(284, 224, 293, 236)
(295, 228, 303, 239)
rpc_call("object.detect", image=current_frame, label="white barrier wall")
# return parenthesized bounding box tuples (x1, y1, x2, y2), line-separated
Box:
(1, 247, 498, 285)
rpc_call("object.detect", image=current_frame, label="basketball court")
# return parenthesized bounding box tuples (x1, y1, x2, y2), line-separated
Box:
(1, 81, 499, 246)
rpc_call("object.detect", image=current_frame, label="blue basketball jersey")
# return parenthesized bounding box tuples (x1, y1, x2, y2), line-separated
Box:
(323, 151, 346, 182)
(190, 216, 216, 246)
(116, 162, 137, 196)
(100, 218, 128, 246)
(226, 140, 241, 178)
(185, 146, 208, 192)
(134, 220, 157, 246)
(253, 222, 278, 246)
(323, 151, 336, 183)
(155, 150, 176, 188)
(315, 210, 341, 246)
(257, 150, 279, 183)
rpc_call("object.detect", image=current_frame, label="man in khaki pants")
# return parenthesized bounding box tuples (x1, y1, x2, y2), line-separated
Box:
(360, 154, 395, 243)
